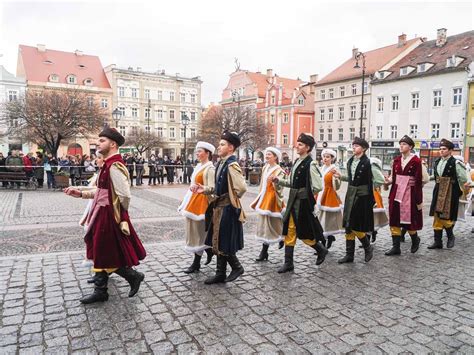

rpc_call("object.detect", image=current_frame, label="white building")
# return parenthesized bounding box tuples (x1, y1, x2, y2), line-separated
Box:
(370, 29, 474, 170)
(0, 65, 26, 155)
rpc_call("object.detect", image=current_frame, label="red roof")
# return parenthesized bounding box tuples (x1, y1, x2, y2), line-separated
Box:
(316, 38, 421, 85)
(246, 71, 303, 98)
(17, 45, 111, 89)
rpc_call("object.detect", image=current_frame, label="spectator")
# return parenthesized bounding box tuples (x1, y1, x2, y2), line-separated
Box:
(175, 156, 183, 183)
(156, 155, 164, 184)
(44, 153, 57, 189)
(34, 152, 45, 188)
(69, 156, 80, 186)
(148, 154, 157, 186)
(135, 155, 145, 186)
(83, 156, 96, 172)
(165, 156, 174, 184)
(125, 153, 135, 186)
(23, 152, 34, 181)
(0, 152, 7, 188)
(184, 155, 193, 184)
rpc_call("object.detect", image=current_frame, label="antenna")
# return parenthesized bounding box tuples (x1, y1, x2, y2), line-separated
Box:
(234, 58, 240, 72)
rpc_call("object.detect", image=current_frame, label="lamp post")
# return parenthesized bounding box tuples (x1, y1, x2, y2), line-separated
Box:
(232, 90, 241, 158)
(428, 134, 437, 174)
(353, 51, 366, 138)
(112, 108, 121, 128)
(181, 113, 190, 163)
(147, 99, 151, 134)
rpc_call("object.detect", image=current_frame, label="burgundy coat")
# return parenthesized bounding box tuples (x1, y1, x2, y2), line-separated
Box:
(85, 154, 146, 268)
(388, 155, 423, 230)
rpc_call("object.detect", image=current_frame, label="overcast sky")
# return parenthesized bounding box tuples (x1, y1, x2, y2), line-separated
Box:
(1, 0, 472, 105)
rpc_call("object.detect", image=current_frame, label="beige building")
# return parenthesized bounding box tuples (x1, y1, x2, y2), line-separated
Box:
(105, 65, 202, 159)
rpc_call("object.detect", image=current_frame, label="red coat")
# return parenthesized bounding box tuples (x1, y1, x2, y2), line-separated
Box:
(85, 154, 146, 268)
(388, 155, 423, 230)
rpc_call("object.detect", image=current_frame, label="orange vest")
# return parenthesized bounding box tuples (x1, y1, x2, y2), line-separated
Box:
(373, 187, 385, 210)
(183, 169, 209, 217)
(319, 169, 342, 209)
(250, 166, 284, 216)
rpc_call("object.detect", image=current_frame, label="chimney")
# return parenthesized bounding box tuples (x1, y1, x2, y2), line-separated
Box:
(266, 68, 273, 77)
(37, 44, 46, 52)
(352, 47, 359, 59)
(310, 74, 319, 83)
(436, 28, 447, 47)
(75, 49, 83, 56)
(398, 33, 407, 47)
(161, 69, 165, 75)
(137, 66, 142, 72)
(128, 66, 133, 71)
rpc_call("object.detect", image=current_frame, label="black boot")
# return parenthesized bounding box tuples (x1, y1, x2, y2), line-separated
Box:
(385, 236, 401, 256)
(225, 255, 244, 282)
(115, 267, 145, 297)
(360, 236, 373, 262)
(184, 254, 201, 274)
(80, 271, 109, 304)
(204, 255, 227, 284)
(278, 240, 284, 249)
(371, 230, 377, 243)
(338, 239, 355, 263)
(359, 234, 371, 248)
(327, 235, 336, 249)
(410, 232, 420, 253)
(427, 230, 443, 249)
(446, 227, 455, 249)
(87, 274, 98, 284)
(278, 246, 294, 273)
(204, 248, 214, 265)
(312, 242, 328, 266)
(255, 244, 269, 262)
(400, 228, 406, 243)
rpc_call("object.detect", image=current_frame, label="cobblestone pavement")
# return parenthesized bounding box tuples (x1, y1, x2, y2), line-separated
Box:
(1, 183, 474, 354)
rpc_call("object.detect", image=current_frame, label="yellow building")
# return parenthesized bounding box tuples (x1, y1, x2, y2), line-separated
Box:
(465, 77, 474, 165)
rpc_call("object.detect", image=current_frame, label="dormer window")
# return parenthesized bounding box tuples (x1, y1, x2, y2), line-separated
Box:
(84, 78, 93, 86)
(418, 63, 426, 73)
(66, 75, 77, 84)
(49, 74, 59, 82)
(377, 71, 392, 80)
(298, 97, 304, 105)
(400, 66, 415, 76)
(446, 55, 464, 68)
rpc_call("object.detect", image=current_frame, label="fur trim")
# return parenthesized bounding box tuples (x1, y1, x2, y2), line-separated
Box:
(179, 209, 205, 221)
(323, 229, 345, 237)
(184, 245, 210, 255)
(317, 204, 343, 212)
(254, 235, 283, 244)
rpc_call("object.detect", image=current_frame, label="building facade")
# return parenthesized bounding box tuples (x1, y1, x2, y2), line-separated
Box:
(105, 65, 202, 159)
(314, 35, 422, 162)
(465, 63, 474, 165)
(16, 44, 113, 157)
(0, 65, 26, 155)
(370, 29, 474, 170)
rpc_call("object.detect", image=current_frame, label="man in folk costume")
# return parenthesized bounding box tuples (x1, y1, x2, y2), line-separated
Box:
(317, 148, 344, 249)
(178, 141, 216, 273)
(370, 157, 389, 242)
(383, 136, 428, 256)
(250, 147, 286, 261)
(339, 137, 384, 264)
(64, 127, 146, 304)
(271, 133, 328, 273)
(428, 139, 467, 249)
(193, 131, 247, 284)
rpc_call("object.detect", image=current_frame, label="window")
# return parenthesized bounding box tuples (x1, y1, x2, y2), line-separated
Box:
(377, 97, 384, 112)
(191, 94, 196, 103)
(87, 97, 93, 107)
(431, 123, 440, 139)
(338, 106, 344, 120)
(433, 90, 442, 107)
(169, 92, 175, 101)
(145, 89, 150, 99)
(118, 107, 125, 116)
(282, 134, 288, 145)
(390, 125, 398, 139)
(131, 126, 138, 135)
(157, 90, 163, 101)
(350, 105, 356, 119)
(340, 86, 345, 97)
(101, 98, 108, 108)
(320, 90, 326, 100)
(418, 63, 426, 73)
(271, 94, 275, 104)
(349, 127, 355, 140)
(269, 134, 275, 144)
(411, 93, 419, 109)
(191, 112, 196, 121)
(67, 75, 77, 84)
(338, 128, 344, 141)
(270, 114, 275, 124)
(451, 123, 460, 139)
(319, 129, 324, 141)
(157, 127, 164, 137)
(145, 108, 150, 119)
(363, 82, 368, 94)
(118, 87, 125, 97)
(180, 93, 186, 102)
(131, 108, 138, 118)
(190, 128, 196, 138)
(361, 127, 366, 139)
(119, 126, 126, 136)
(169, 127, 176, 138)
(453, 88, 462, 106)
(328, 108, 334, 121)
(8, 91, 18, 102)
(283, 113, 289, 123)
(180, 128, 185, 138)
(157, 109, 163, 120)
(320, 109, 325, 121)
(362, 104, 367, 118)
(131, 88, 138, 98)
(298, 97, 304, 105)
(181, 111, 187, 120)
(327, 128, 333, 141)
(329, 89, 334, 99)
(376, 126, 383, 139)
(49, 74, 59, 82)
(351, 84, 357, 95)
(400, 67, 408, 76)
(392, 95, 399, 111)
(169, 110, 175, 120)
(410, 124, 418, 138)
(145, 126, 151, 133)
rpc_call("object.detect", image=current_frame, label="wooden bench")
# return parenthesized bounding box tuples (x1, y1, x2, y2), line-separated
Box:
(0, 171, 38, 189)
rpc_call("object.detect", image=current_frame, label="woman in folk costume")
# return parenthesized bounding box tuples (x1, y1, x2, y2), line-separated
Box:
(317, 148, 343, 249)
(250, 147, 286, 261)
(177, 141, 216, 273)
(370, 157, 389, 241)
(453, 155, 472, 222)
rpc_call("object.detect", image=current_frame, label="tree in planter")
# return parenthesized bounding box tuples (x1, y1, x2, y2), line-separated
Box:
(125, 128, 163, 156)
(0, 89, 108, 157)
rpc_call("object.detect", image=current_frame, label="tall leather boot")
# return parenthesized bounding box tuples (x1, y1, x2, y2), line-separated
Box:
(255, 244, 269, 262)
(277, 246, 294, 273)
(410, 232, 420, 253)
(278, 240, 284, 249)
(327, 235, 336, 249)
(385, 236, 401, 256)
(446, 227, 455, 249)
(360, 236, 374, 262)
(204, 248, 214, 265)
(225, 255, 244, 282)
(400, 228, 407, 243)
(115, 267, 145, 297)
(427, 230, 443, 249)
(371, 230, 377, 243)
(80, 271, 109, 304)
(312, 242, 328, 265)
(338, 240, 355, 263)
(204, 255, 227, 284)
(87, 273, 98, 284)
(184, 254, 202, 274)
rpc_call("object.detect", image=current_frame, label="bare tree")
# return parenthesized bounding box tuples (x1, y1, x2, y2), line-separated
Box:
(1, 89, 108, 156)
(125, 129, 162, 155)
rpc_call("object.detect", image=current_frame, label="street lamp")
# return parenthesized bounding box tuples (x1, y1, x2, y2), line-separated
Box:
(112, 108, 122, 128)
(181, 113, 190, 162)
(354, 51, 366, 138)
(428, 133, 437, 174)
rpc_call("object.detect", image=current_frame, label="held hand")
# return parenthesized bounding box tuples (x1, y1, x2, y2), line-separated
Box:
(193, 183, 205, 194)
(268, 175, 278, 183)
(63, 187, 82, 198)
(332, 169, 340, 178)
